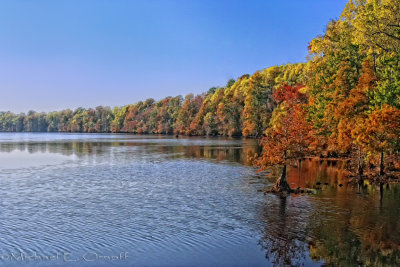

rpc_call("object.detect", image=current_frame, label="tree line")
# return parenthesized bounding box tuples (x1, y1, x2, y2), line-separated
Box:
(1, 0, 400, 177)
(0, 63, 303, 136)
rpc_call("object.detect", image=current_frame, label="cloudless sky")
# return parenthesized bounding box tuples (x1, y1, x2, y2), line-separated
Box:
(0, 0, 348, 113)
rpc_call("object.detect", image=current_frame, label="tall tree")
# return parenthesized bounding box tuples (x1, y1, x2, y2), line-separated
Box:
(256, 84, 314, 192)
(353, 105, 400, 175)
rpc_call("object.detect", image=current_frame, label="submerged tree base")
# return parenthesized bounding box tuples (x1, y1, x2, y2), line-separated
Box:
(273, 165, 291, 193)
(263, 164, 320, 195)
(264, 185, 318, 196)
(271, 178, 292, 193)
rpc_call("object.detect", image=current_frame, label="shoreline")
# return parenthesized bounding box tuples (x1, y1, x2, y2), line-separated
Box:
(1, 132, 399, 185)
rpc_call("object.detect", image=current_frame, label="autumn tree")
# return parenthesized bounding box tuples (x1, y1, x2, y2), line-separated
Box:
(353, 105, 400, 175)
(306, 11, 365, 153)
(217, 75, 248, 136)
(24, 111, 48, 132)
(242, 71, 275, 137)
(351, 0, 400, 55)
(335, 60, 378, 174)
(191, 88, 225, 135)
(111, 106, 128, 132)
(256, 84, 314, 192)
(175, 94, 203, 135)
(152, 96, 182, 134)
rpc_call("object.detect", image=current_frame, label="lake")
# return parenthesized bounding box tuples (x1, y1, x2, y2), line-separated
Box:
(0, 133, 399, 266)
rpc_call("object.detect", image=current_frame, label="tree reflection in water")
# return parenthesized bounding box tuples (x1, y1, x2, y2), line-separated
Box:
(258, 195, 314, 266)
(0, 137, 259, 166)
(258, 159, 400, 266)
(307, 183, 400, 266)
(2, 138, 400, 266)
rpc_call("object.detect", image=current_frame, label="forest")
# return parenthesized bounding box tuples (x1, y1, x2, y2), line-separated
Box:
(1, 0, 400, 179)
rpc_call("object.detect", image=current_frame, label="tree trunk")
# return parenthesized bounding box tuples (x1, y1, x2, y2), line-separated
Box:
(298, 158, 302, 183)
(380, 150, 385, 176)
(358, 162, 364, 176)
(357, 153, 364, 176)
(268, 150, 291, 194)
(281, 164, 287, 184)
(272, 164, 291, 193)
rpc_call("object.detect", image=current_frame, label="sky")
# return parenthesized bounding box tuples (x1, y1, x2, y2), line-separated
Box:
(0, 0, 348, 113)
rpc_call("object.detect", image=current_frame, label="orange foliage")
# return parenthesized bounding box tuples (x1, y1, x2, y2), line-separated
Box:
(353, 105, 400, 158)
(256, 84, 314, 169)
(335, 60, 377, 152)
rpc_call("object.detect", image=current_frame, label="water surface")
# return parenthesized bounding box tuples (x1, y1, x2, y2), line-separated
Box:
(0, 133, 399, 266)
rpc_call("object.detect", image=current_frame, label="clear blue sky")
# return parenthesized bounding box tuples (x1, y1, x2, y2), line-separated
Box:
(0, 0, 348, 113)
